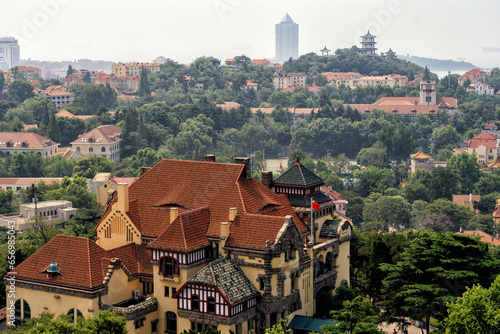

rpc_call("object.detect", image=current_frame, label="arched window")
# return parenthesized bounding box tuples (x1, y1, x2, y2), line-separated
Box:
(101, 147, 106, 152)
(192, 295, 199, 311)
(166, 312, 177, 333)
(89, 147, 94, 152)
(67, 308, 83, 323)
(207, 298, 215, 313)
(159, 256, 178, 277)
(14, 299, 30, 326)
(76, 146, 81, 151)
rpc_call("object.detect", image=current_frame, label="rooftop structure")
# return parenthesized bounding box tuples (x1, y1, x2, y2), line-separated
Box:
(360, 31, 377, 56)
(70, 125, 122, 163)
(0, 132, 59, 158)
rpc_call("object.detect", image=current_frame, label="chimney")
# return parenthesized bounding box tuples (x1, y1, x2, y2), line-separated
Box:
(220, 221, 230, 240)
(234, 157, 251, 178)
(170, 207, 179, 222)
(205, 155, 216, 162)
(116, 183, 129, 213)
(229, 207, 237, 222)
(262, 171, 273, 188)
(459, 226, 463, 233)
(140, 167, 151, 176)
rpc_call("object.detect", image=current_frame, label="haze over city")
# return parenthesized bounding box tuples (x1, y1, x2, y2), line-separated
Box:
(1, 0, 499, 68)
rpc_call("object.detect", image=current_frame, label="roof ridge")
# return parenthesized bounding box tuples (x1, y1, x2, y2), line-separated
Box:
(86, 238, 93, 288)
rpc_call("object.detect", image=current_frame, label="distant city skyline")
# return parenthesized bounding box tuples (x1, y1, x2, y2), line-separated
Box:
(1, 0, 499, 68)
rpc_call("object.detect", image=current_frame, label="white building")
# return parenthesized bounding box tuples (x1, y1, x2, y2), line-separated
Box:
(0, 37, 20, 72)
(475, 82, 495, 95)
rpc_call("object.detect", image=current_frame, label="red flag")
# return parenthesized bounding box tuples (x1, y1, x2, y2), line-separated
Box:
(312, 200, 320, 211)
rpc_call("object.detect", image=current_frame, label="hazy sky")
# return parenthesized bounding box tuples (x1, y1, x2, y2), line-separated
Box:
(2, 0, 499, 68)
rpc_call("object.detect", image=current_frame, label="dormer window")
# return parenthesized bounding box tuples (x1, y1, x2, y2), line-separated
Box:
(159, 256, 178, 277)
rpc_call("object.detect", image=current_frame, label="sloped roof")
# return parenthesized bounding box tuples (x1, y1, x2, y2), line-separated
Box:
(70, 125, 122, 145)
(319, 219, 342, 238)
(105, 242, 152, 276)
(410, 147, 431, 159)
(281, 13, 294, 23)
(0, 132, 58, 149)
(472, 132, 498, 140)
(183, 257, 259, 305)
(274, 157, 323, 187)
(99, 159, 307, 249)
(9, 235, 107, 290)
(148, 207, 211, 252)
(361, 30, 376, 38)
(288, 192, 331, 207)
(452, 194, 480, 209)
(487, 157, 500, 168)
(456, 230, 500, 245)
(469, 139, 497, 149)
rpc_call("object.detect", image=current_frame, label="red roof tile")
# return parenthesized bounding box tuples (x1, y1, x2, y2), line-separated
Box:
(70, 125, 122, 145)
(0, 132, 58, 149)
(98, 159, 307, 249)
(456, 230, 500, 245)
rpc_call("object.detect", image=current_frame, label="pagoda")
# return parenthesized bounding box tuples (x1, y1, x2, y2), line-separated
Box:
(360, 31, 377, 55)
(320, 46, 331, 56)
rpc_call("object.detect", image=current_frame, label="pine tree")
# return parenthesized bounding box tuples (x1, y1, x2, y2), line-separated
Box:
(40, 104, 51, 136)
(423, 65, 431, 80)
(48, 112, 62, 143)
(66, 65, 74, 77)
(82, 71, 91, 84)
(138, 67, 151, 97)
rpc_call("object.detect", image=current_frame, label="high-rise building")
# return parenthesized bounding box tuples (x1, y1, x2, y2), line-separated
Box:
(275, 13, 298, 63)
(0, 37, 20, 72)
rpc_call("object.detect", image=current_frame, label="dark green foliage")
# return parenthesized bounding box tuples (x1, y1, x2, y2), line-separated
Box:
(138, 67, 151, 97)
(324, 295, 382, 334)
(380, 231, 498, 334)
(7, 79, 35, 104)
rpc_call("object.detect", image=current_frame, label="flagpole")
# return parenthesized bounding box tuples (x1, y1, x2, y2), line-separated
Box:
(311, 197, 314, 245)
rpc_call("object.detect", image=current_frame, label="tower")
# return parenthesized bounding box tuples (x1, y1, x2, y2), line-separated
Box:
(275, 13, 299, 63)
(0, 37, 20, 71)
(419, 80, 437, 105)
(360, 31, 377, 55)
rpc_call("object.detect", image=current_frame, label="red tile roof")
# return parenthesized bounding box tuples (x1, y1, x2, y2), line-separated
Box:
(0, 177, 68, 186)
(459, 69, 489, 80)
(216, 101, 241, 110)
(456, 230, 500, 245)
(149, 207, 211, 252)
(110, 177, 136, 185)
(493, 200, 500, 218)
(252, 59, 270, 65)
(472, 132, 498, 140)
(8, 235, 153, 291)
(99, 159, 307, 250)
(8, 235, 108, 290)
(70, 125, 122, 145)
(0, 132, 58, 149)
(452, 194, 480, 210)
(469, 139, 497, 149)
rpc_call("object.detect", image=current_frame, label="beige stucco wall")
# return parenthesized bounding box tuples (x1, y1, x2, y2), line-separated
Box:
(336, 241, 350, 288)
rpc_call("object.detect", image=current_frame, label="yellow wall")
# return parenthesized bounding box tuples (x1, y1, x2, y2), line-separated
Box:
(125, 311, 158, 334)
(101, 268, 141, 306)
(96, 204, 141, 250)
(7, 285, 99, 324)
(336, 242, 350, 288)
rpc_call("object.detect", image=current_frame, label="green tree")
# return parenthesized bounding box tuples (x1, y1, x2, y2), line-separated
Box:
(474, 192, 500, 214)
(48, 112, 62, 143)
(82, 71, 91, 84)
(138, 67, 151, 97)
(7, 79, 35, 104)
(380, 231, 497, 334)
(363, 195, 412, 231)
(353, 167, 396, 197)
(0, 70, 5, 92)
(66, 65, 75, 77)
(442, 275, 500, 334)
(446, 152, 481, 194)
(324, 295, 381, 334)
(429, 125, 460, 156)
(424, 198, 473, 231)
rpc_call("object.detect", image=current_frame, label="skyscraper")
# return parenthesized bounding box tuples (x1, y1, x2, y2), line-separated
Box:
(275, 13, 298, 63)
(0, 37, 20, 71)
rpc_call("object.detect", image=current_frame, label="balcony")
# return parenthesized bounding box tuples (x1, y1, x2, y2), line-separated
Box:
(314, 270, 337, 297)
(102, 296, 158, 321)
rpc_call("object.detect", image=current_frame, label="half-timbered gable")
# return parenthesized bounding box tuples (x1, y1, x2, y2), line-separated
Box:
(174, 257, 259, 326)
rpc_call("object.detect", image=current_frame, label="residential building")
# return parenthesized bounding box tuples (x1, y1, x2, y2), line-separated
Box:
(63, 71, 106, 86)
(6, 156, 352, 333)
(347, 80, 458, 118)
(94, 74, 140, 93)
(70, 125, 122, 163)
(0, 200, 77, 232)
(0, 37, 20, 72)
(452, 194, 480, 211)
(456, 229, 500, 246)
(0, 178, 67, 193)
(409, 148, 446, 173)
(322, 72, 407, 88)
(0, 132, 59, 158)
(458, 69, 490, 86)
(274, 72, 306, 90)
(97, 177, 136, 207)
(320, 187, 347, 216)
(111, 62, 161, 76)
(359, 31, 377, 56)
(463, 132, 499, 165)
(90, 172, 111, 194)
(494, 199, 500, 225)
(228, 80, 258, 91)
(37, 85, 74, 109)
(8, 66, 41, 81)
(275, 13, 299, 62)
(475, 82, 495, 95)
(56, 109, 96, 120)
